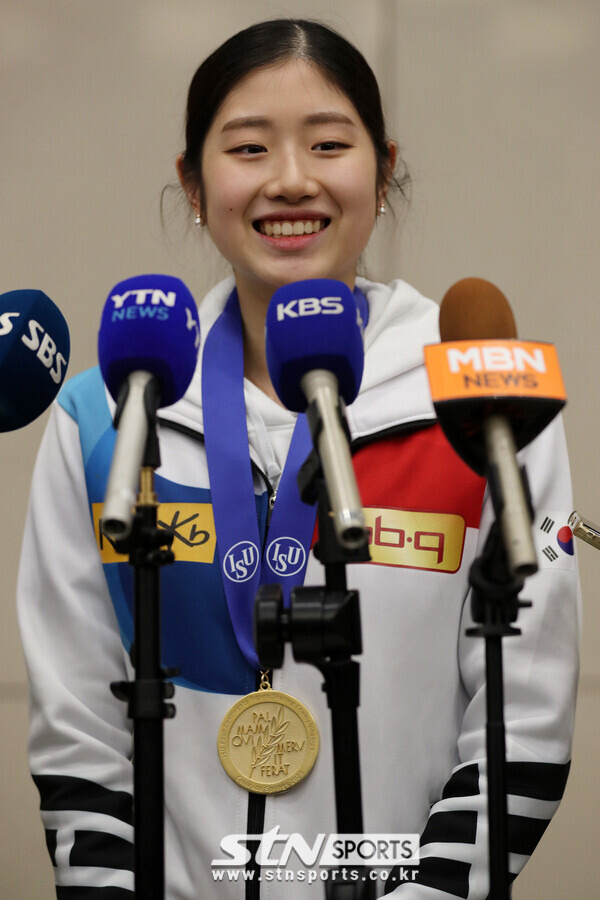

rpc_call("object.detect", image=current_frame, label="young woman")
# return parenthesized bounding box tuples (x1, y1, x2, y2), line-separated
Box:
(18, 19, 580, 899)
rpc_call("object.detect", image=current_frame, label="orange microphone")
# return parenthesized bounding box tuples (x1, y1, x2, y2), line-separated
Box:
(425, 278, 567, 577)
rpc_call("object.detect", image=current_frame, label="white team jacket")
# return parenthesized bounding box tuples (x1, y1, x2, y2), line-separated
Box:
(18, 277, 581, 899)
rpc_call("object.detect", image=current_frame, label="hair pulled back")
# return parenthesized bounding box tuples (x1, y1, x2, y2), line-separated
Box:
(178, 19, 409, 207)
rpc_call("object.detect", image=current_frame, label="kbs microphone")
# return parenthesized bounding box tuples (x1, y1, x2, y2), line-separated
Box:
(98, 274, 200, 539)
(265, 278, 367, 549)
(425, 277, 567, 577)
(0, 289, 70, 431)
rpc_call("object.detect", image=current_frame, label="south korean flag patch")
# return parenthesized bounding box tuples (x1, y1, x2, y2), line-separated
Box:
(534, 512, 576, 570)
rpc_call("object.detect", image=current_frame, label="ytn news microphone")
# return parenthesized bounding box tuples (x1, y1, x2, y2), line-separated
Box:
(425, 277, 566, 577)
(98, 274, 200, 539)
(0, 289, 70, 431)
(265, 278, 367, 549)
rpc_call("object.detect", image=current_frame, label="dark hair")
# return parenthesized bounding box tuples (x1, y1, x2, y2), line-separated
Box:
(178, 18, 409, 211)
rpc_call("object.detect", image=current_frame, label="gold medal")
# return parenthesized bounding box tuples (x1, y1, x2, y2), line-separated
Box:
(217, 672, 319, 794)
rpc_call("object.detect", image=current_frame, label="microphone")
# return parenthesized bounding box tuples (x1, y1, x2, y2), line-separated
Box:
(0, 289, 70, 432)
(425, 277, 567, 577)
(98, 274, 200, 539)
(265, 278, 367, 549)
(569, 511, 600, 551)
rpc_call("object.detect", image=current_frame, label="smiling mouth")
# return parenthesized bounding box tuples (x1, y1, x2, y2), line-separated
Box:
(253, 218, 330, 237)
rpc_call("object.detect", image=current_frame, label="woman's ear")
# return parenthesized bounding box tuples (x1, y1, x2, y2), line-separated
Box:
(381, 140, 398, 204)
(386, 141, 398, 183)
(176, 153, 203, 220)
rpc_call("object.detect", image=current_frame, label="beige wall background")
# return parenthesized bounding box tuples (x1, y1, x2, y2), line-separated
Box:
(2, 0, 599, 896)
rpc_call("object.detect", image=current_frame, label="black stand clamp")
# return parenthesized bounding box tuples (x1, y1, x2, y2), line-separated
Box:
(108, 378, 177, 900)
(255, 437, 376, 899)
(466, 463, 533, 900)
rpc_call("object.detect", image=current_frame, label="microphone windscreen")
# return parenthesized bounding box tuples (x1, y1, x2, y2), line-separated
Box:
(0, 289, 70, 432)
(98, 274, 200, 408)
(439, 277, 517, 342)
(265, 279, 364, 412)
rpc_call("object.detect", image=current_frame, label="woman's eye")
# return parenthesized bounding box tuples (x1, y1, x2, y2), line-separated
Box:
(313, 141, 349, 151)
(228, 144, 266, 155)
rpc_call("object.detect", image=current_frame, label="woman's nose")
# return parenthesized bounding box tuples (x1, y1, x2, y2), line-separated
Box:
(264, 151, 319, 203)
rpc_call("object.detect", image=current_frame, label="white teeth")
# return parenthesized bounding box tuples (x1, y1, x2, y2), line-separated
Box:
(258, 219, 326, 237)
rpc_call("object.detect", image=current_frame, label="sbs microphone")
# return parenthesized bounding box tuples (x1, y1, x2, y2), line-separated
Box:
(0, 289, 70, 431)
(98, 274, 200, 539)
(425, 277, 567, 577)
(265, 278, 366, 549)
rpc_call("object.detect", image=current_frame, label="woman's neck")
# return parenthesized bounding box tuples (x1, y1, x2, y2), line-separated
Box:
(237, 284, 282, 405)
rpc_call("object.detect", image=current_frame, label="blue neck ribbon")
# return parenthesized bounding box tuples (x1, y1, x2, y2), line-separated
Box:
(202, 287, 368, 669)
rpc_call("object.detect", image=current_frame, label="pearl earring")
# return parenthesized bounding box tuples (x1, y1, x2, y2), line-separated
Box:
(195, 211, 204, 227)
(378, 202, 386, 216)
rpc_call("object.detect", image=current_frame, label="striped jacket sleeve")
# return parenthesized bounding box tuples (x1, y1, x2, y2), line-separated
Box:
(17, 403, 135, 899)
(386, 415, 581, 898)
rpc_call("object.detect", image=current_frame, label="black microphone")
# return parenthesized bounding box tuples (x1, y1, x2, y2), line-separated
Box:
(98, 274, 200, 539)
(0, 289, 70, 431)
(425, 277, 567, 577)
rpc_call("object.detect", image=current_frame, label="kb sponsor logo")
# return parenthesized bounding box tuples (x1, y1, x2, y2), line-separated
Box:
(276, 297, 344, 320)
(223, 541, 260, 583)
(266, 537, 306, 577)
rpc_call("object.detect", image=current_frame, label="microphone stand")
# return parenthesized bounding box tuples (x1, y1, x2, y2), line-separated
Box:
(255, 445, 375, 900)
(108, 381, 177, 900)
(466, 465, 533, 900)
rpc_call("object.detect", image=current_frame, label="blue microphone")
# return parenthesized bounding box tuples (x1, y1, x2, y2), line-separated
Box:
(265, 279, 367, 549)
(0, 289, 70, 432)
(98, 273, 199, 407)
(98, 274, 200, 538)
(266, 278, 364, 412)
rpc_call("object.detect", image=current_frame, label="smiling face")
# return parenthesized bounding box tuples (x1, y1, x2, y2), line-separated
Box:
(194, 60, 383, 308)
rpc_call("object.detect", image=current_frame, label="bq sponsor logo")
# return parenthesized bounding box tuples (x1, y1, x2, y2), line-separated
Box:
(363, 507, 466, 573)
(276, 297, 344, 320)
(266, 537, 306, 577)
(424, 339, 566, 403)
(223, 540, 260, 583)
(212, 827, 419, 868)
(93, 502, 216, 564)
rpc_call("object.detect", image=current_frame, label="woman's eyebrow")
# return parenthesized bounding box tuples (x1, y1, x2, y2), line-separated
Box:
(221, 116, 271, 133)
(304, 112, 356, 127)
(221, 111, 356, 133)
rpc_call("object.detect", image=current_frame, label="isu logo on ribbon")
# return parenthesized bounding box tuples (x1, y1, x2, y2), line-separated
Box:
(93, 502, 216, 564)
(424, 339, 566, 403)
(363, 507, 466, 573)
